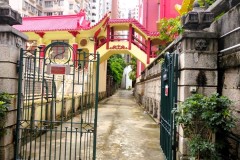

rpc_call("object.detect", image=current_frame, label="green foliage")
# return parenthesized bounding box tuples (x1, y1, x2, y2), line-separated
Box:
(175, 93, 236, 159)
(107, 55, 126, 84)
(128, 57, 137, 81)
(0, 101, 7, 119)
(157, 17, 183, 54)
(0, 92, 12, 136)
(198, 0, 217, 8)
(188, 135, 218, 159)
(0, 92, 12, 105)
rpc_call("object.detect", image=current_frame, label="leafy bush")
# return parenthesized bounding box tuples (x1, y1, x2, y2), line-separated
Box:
(157, 16, 183, 54)
(128, 57, 137, 81)
(107, 55, 126, 84)
(175, 93, 236, 159)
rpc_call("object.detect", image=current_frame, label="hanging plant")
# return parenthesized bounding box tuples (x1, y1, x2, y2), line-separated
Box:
(175, 93, 236, 159)
(157, 16, 183, 54)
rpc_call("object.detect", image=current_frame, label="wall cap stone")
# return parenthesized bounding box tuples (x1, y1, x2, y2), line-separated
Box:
(0, 24, 28, 40)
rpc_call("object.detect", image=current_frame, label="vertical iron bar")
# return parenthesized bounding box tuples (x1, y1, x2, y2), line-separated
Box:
(54, 126, 57, 160)
(79, 52, 86, 159)
(65, 127, 68, 160)
(70, 63, 76, 160)
(39, 53, 47, 160)
(93, 53, 100, 159)
(75, 128, 78, 160)
(49, 75, 55, 160)
(59, 75, 65, 160)
(14, 48, 24, 159)
(29, 49, 37, 160)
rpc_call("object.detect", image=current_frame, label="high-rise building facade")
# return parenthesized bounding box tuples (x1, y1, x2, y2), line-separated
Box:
(9, 0, 116, 25)
(111, 0, 119, 18)
(9, 0, 81, 17)
(10, 0, 44, 17)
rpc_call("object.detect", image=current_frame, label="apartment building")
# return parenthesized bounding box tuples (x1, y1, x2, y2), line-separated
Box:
(42, 0, 81, 16)
(10, 0, 43, 17)
(9, 0, 81, 17)
(84, 0, 112, 25)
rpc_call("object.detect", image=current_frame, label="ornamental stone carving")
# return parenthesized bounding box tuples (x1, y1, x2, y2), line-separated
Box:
(195, 39, 208, 51)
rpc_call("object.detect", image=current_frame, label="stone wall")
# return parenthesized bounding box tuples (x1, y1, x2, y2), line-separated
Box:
(0, 25, 27, 160)
(134, 29, 218, 159)
(210, 3, 240, 158)
(134, 62, 161, 121)
(135, 2, 240, 158)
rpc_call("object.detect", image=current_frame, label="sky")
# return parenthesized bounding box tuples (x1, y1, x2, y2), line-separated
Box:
(119, 0, 138, 9)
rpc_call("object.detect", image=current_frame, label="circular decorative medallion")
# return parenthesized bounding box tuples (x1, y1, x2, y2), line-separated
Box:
(80, 38, 88, 47)
(45, 42, 72, 64)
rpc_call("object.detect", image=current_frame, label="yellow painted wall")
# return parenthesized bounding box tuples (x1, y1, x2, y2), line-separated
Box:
(98, 60, 107, 92)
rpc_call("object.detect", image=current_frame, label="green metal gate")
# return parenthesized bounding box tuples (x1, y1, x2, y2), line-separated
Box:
(160, 52, 178, 160)
(14, 42, 100, 160)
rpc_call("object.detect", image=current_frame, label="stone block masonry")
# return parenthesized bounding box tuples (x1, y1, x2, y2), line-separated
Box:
(134, 29, 218, 159)
(0, 25, 27, 160)
(209, 4, 240, 158)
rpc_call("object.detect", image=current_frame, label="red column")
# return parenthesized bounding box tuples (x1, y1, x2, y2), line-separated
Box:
(39, 44, 45, 58)
(110, 27, 114, 41)
(146, 38, 151, 64)
(39, 44, 45, 73)
(106, 25, 110, 49)
(72, 43, 78, 68)
(128, 24, 132, 50)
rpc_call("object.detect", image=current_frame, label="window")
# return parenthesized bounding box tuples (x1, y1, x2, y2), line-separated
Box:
(45, 12, 53, 16)
(69, 4, 73, 9)
(38, 11, 42, 16)
(91, 20, 95, 23)
(23, 2, 29, 9)
(58, 11, 63, 15)
(45, 1, 53, 8)
(92, 13, 96, 16)
(30, 5, 35, 13)
(92, 6, 96, 9)
(59, 0, 64, 6)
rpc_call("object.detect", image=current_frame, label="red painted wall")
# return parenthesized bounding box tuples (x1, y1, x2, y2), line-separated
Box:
(160, 0, 183, 19)
(142, 0, 159, 32)
(136, 0, 183, 78)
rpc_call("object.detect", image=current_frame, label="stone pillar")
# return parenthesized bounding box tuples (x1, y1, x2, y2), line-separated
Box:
(176, 30, 218, 159)
(0, 1, 27, 159)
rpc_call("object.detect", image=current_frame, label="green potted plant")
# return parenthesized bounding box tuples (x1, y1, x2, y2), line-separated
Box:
(175, 93, 236, 159)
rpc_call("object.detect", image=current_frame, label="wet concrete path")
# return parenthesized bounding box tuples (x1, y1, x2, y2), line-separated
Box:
(96, 90, 165, 160)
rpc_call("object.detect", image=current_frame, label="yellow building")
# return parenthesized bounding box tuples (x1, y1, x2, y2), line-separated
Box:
(14, 11, 160, 95)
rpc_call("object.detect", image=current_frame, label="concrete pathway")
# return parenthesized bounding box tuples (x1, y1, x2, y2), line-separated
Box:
(96, 89, 165, 160)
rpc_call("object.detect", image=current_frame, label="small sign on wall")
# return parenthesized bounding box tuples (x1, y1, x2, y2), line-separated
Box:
(47, 64, 70, 75)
